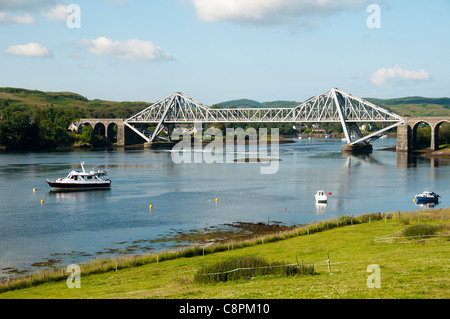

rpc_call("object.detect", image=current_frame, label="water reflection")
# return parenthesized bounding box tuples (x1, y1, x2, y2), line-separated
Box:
(415, 201, 440, 209)
(315, 202, 327, 214)
(48, 189, 111, 203)
(396, 151, 450, 169)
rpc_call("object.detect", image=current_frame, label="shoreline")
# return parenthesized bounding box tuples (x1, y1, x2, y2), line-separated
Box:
(1, 207, 448, 298)
(0, 136, 295, 152)
(1, 207, 448, 285)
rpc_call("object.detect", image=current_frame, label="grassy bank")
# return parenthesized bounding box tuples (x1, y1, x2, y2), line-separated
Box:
(0, 209, 449, 299)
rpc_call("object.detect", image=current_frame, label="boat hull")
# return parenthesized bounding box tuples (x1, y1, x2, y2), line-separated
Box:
(415, 197, 439, 202)
(47, 181, 111, 191)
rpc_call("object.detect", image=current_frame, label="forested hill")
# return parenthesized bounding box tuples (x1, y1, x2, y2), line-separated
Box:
(0, 87, 151, 119)
(0, 87, 152, 148)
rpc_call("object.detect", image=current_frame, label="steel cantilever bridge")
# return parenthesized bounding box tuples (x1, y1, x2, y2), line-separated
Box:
(124, 88, 405, 146)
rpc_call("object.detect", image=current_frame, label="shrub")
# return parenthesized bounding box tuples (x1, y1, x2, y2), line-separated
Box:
(401, 224, 440, 239)
(194, 256, 315, 284)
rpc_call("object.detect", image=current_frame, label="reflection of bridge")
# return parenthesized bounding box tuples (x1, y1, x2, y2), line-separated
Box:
(76, 88, 448, 152)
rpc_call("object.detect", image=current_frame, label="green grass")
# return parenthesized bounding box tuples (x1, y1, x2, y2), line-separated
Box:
(0, 209, 448, 299)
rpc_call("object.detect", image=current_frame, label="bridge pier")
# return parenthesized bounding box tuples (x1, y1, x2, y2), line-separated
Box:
(396, 123, 410, 152)
(342, 143, 373, 153)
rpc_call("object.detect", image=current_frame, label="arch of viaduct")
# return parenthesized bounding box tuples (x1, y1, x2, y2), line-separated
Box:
(75, 119, 144, 146)
(396, 116, 450, 152)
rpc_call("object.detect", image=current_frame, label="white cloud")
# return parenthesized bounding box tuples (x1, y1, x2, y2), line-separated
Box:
(191, 0, 371, 26)
(79, 37, 172, 62)
(0, 0, 60, 12)
(0, 11, 35, 24)
(40, 4, 68, 21)
(5, 43, 52, 57)
(0, 1, 68, 24)
(370, 65, 433, 86)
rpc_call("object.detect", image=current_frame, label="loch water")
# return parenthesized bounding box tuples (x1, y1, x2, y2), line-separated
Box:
(0, 137, 449, 279)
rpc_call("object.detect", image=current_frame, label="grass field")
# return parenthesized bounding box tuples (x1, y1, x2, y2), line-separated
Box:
(0, 209, 448, 299)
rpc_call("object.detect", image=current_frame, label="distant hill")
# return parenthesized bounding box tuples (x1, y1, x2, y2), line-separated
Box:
(215, 95, 450, 117)
(0, 87, 151, 119)
(216, 99, 300, 109)
(1, 87, 449, 118)
(364, 97, 450, 117)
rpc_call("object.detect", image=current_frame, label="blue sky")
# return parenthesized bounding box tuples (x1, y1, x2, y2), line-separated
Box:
(0, 0, 449, 105)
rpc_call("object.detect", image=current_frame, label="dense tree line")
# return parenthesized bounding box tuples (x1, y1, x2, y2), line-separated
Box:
(0, 105, 112, 148)
(1, 100, 449, 149)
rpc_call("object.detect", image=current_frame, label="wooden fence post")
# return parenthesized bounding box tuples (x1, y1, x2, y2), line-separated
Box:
(327, 253, 332, 274)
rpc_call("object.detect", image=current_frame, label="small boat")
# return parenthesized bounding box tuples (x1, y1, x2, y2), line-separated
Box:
(315, 190, 328, 203)
(46, 162, 111, 191)
(414, 190, 440, 203)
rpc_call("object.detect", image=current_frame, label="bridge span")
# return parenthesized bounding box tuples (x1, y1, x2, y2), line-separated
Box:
(73, 88, 449, 152)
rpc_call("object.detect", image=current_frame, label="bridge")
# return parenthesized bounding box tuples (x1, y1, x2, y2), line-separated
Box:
(124, 88, 404, 147)
(74, 88, 449, 152)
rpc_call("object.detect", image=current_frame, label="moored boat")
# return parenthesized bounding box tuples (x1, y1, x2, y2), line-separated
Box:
(414, 190, 440, 202)
(315, 190, 328, 203)
(46, 162, 111, 191)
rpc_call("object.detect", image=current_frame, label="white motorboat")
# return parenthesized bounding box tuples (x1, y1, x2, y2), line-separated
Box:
(414, 190, 440, 203)
(46, 162, 111, 191)
(315, 190, 328, 203)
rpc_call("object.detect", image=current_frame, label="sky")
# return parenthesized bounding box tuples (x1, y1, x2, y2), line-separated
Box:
(0, 0, 449, 105)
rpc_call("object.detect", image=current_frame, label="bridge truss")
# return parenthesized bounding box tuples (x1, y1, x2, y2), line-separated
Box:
(124, 88, 405, 145)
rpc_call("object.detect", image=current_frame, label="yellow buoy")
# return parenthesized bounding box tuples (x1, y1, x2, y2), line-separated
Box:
(33, 188, 37, 192)
(215, 198, 219, 202)
(41, 199, 44, 204)
(149, 205, 153, 209)
(413, 199, 416, 202)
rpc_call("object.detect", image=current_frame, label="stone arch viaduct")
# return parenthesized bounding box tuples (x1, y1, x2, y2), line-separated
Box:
(75, 118, 144, 146)
(396, 117, 450, 152)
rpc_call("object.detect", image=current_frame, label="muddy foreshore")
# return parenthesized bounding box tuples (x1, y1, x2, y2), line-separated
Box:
(1, 220, 297, 278)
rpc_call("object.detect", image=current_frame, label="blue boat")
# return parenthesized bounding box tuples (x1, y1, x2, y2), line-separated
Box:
(414, 190, 440, 202)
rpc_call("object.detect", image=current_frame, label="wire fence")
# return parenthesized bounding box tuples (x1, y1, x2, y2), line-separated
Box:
(201, 260, 330, 276)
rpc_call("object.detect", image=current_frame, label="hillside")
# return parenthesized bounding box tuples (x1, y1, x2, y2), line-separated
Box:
(1, 87, 449, 117)
(0, 87, 151, 119)
(216, 99, 299, 109)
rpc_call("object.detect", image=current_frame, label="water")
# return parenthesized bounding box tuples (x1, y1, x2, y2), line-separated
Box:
(1, 138, 449, 279)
